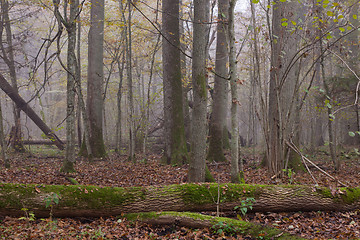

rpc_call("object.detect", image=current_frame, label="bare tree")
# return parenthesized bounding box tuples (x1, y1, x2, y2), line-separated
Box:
(188, 0, 210, 182)
(86, 0, 106, 158)
(0, 0, 25, 152)
(207, 0, 229, 163)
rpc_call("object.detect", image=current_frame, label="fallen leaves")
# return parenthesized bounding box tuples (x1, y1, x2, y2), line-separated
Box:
(0, 149, 360, 239)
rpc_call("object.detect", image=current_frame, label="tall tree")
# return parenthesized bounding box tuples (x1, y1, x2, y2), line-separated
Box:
(228, 0, 240, 183)
(0, 0, 25, 152)
(87, 0, 106, 158)
(0, 98, 8, 168)
(188, 0, 210, 182)
(126, 0, 135, 160)
(53, 0, 80, 172)
(207, 0, 229, 163)
(267, 0, 304, 175)
(162, 0, 188, 165)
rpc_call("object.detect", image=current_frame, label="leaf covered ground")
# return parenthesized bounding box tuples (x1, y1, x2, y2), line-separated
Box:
(0, 146, 360, 239)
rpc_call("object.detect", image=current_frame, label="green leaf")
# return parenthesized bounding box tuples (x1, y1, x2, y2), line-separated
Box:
(281, 22, 288, 27)
(326, 33, 333, 39)
(349, 131, 356, 137)
(252, 0, 259, 3)
(326, 11, 334, 17)
(45, 199, 51, 208)
(291, 20, 297, 25)
(353, 14, 358, 20)
(280, 0, 286, 2)
(339, 27, 345, 32)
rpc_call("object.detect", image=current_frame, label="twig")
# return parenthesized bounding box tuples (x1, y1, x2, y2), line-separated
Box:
(285, 140, 348, 187)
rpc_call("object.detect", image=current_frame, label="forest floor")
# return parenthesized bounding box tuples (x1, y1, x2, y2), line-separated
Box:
(0, 145, 360, 239)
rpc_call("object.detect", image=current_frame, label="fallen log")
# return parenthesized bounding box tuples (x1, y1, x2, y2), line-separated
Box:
(22, 140, 66, 145)
(125, 211, 304, 239)
(0, 74, 64, 150)
(0, 183, 359, 218)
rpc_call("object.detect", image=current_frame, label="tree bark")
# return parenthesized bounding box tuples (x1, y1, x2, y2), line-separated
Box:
(0, 74, 64, 150)
(207, 0, 229, 163)
(189, 0, 210, 182)
(162, 0, 188, 165)
(1, 183, 359, 218)
(0, 98, 8, 168)
(228, 0, 240, 183)
(0, 0, 25, 152)
(129, 212, 302, 240)
(86, 0, 106, 158)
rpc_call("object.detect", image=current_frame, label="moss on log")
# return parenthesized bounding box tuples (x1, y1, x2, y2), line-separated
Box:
(0, 183, 360, 218)
(125, 211, 305, 239)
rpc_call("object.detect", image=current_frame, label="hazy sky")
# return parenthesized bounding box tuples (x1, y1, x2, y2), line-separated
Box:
(236, 0, 249, 11)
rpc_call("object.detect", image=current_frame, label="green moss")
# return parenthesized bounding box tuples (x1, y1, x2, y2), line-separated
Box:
(0, 183, 145, 210)
(288, 150, 306, 172)
(205, 165, 215, 182)
(341, 188, 360, 204)
(177, 183, 261, 205)
(315, 186, 360, 204)
(125, 211, 304, 239)
(316, 187, 333, 199)
(195, 74, 207, 99)
(124, 212, 159, 221)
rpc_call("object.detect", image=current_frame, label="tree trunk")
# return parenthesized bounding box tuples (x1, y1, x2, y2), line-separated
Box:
(189, 0, 210, 182)
(87, 0, 106, 158)
(228, 0, 240, 183)
(207, 0, 229, 163)
(64, 0, 78, 172)
(0, 74, 64, 150)
(0, 98, 8, 168)
(267, 0, 305, 175)
(115, 57, 124, 152)
(0, 0, 25, 152)
(162, 0, 189, 165)
(1, 183, 359, 218)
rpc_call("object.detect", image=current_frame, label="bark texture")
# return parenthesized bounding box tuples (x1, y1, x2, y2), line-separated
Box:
(207, 0, 229, 163)
(228, 0, 240, 183)
(189, 0, 210, 182)
(162, 0, 188, 165)
(0, 183, 359, 218)
(87, 0, 106, 158)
